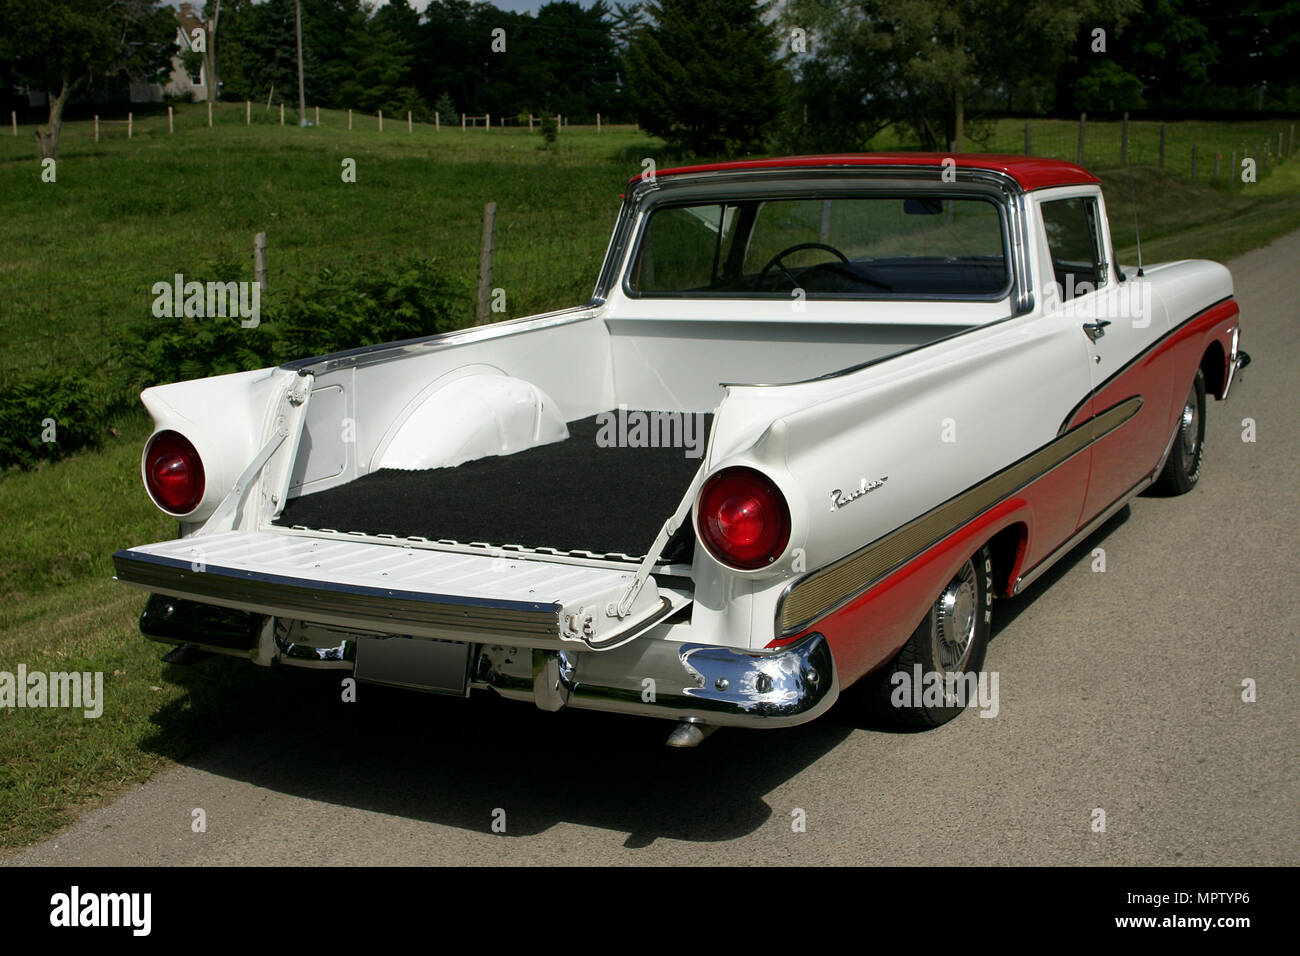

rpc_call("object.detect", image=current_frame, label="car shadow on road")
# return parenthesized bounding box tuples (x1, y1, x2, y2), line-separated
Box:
(141, 660, 858, 847)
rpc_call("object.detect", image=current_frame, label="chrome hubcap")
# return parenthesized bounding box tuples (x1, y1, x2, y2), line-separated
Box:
(934, 561, 978, 672)
(1180, 390, 1199, 459)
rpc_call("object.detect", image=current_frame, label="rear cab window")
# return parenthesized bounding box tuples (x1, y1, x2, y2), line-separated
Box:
(626, 194, 1011, 299)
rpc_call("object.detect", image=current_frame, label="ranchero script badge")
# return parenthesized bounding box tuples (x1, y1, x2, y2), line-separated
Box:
(829, 476, 888, 511)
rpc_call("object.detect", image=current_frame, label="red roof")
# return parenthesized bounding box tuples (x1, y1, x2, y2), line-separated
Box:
(629, 153, 1101, 192)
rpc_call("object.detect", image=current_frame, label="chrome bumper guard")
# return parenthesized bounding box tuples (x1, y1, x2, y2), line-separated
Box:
(503, 632, 839, 728)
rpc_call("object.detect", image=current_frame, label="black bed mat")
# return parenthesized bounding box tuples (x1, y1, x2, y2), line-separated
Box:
(274, 413, 711, 560)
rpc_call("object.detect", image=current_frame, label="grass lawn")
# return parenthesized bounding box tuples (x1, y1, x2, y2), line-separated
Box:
(0, 105, 658, 383)
(0, 105, 1296, 853)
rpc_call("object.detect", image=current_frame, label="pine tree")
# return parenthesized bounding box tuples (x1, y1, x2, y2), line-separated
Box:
(623, 0, 784, 156)
(435, 92, 458, 128)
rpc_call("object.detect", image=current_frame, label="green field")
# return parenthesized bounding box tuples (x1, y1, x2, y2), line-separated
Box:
(1, 106, 1297, 384)
(1, 105, 1298, 852)
(0, 105, 655, 383)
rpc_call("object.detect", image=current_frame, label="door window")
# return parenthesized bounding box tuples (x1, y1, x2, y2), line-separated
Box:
(1040, 198, 1104, 300)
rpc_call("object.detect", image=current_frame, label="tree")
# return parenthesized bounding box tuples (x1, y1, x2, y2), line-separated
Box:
(435, 91, 458, 127)
(624, 0, 784, 156)
(785, 0, 1135, 151)
(0, 0, 176, 158)
(1065, 0, 1220, 111)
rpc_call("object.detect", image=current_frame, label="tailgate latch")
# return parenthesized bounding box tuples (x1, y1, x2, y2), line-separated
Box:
(560, 607, 596, 641)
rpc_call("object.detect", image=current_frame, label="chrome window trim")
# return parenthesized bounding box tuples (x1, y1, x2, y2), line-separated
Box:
(620, 175, 1020, 305)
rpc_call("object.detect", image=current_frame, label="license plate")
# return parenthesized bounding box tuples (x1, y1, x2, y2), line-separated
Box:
(353, 636, 471, 696)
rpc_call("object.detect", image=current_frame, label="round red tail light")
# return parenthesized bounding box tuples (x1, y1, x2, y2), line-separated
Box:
(144, 430, 205, 515)
(697, 466, 791, 570)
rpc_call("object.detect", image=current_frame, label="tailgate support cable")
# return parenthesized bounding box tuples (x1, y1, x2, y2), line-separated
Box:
(198, 429, 288, 535)
(614, 462, 707, 618)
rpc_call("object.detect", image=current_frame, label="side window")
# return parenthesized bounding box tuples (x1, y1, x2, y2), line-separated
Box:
(1040, 197, 1104, 300)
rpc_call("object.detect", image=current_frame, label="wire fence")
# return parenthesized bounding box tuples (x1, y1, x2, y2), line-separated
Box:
(1, 105, 1295, 388)
(972, 113, 1297, 186)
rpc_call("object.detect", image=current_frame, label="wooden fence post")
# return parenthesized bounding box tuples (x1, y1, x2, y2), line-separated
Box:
(528, 113, 534, 131)
(1024, 122, 1031, 155)
(1191, 143, 1198, 181)
(597, 112, 601, 133)
(408, 110, 412, 132)
(315, 105, 319, 126)
(485, 112, 491, 130)
(10, 110, 15, 137)
(435, 112, 440, 132)
(128, 112, 133, 138)
(168, 105, 173, 134)
(475, 202, 498, 326)
(280, 103, 284, 126)
(378, 109, 383, 132)
(1158, 124, 1166, 169)
(207, 100, 212, 127)
(1120, 111, 1128, 165)
(1077, 112, 1086, 164)
(246, 100, 251, 125)
(461, 113, 465, 131)
(93, 115, 99, 142)
(348, 109, 353, 130)
(254, 232, 268, 292)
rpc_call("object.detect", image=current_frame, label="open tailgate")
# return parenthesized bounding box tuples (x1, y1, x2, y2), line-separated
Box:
(113, 531, 683, 650)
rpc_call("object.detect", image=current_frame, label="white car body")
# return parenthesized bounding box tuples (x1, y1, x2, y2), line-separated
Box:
(115, 154, 1246, 740)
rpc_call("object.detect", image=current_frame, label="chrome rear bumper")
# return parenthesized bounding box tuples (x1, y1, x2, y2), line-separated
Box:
(139, 593, 839, 729)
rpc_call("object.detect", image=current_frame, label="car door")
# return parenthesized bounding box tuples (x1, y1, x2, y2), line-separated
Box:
(1037, 189, 1172, 527)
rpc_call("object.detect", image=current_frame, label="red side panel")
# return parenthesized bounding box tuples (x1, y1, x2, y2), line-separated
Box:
(769, 498, 1033, 686)
(1081, 298, 1238, 523)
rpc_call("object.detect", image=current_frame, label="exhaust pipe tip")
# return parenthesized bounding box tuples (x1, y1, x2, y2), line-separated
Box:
(665, 720, 718, 748)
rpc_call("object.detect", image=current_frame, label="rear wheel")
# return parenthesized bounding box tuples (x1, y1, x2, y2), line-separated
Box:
(861, 545, 994, 728)
(1153, 368, 1206, 495)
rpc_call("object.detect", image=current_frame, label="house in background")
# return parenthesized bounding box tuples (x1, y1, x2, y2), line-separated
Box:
(164, 2, 208, 102)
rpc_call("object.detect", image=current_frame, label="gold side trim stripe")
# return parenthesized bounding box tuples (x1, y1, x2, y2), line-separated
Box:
(777, 397, 1142, 635)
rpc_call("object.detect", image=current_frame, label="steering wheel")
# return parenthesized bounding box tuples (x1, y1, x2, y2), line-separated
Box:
(757, 242, 852, 289)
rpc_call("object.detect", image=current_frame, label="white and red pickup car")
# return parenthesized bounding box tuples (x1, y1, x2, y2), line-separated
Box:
(114, 153, 1248, 745)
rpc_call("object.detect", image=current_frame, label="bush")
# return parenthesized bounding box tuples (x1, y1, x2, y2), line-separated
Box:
(113, 254, 468, 396)
(0, 370, 102, 470)
(0, 256, 469, 470)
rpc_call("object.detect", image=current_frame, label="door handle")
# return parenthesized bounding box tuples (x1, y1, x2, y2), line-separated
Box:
(1082, 320, 1111, 342)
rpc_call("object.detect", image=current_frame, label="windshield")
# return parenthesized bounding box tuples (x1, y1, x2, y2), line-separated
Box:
(626, 195, 1009, 298)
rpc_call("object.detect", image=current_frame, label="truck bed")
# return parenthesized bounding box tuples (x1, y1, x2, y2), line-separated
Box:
(273, 413, 710, 561)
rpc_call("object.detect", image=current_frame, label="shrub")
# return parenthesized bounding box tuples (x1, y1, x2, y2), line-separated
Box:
(0, 256, 469, 470)
(0, 370, 102, 470)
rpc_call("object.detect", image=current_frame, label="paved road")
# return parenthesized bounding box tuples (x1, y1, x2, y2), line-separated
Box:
(9, 232, 1299, 866)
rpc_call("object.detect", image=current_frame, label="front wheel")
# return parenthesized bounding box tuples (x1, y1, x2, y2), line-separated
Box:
(1152, 368, 1206, 495)
(860, 546, 994, 728)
